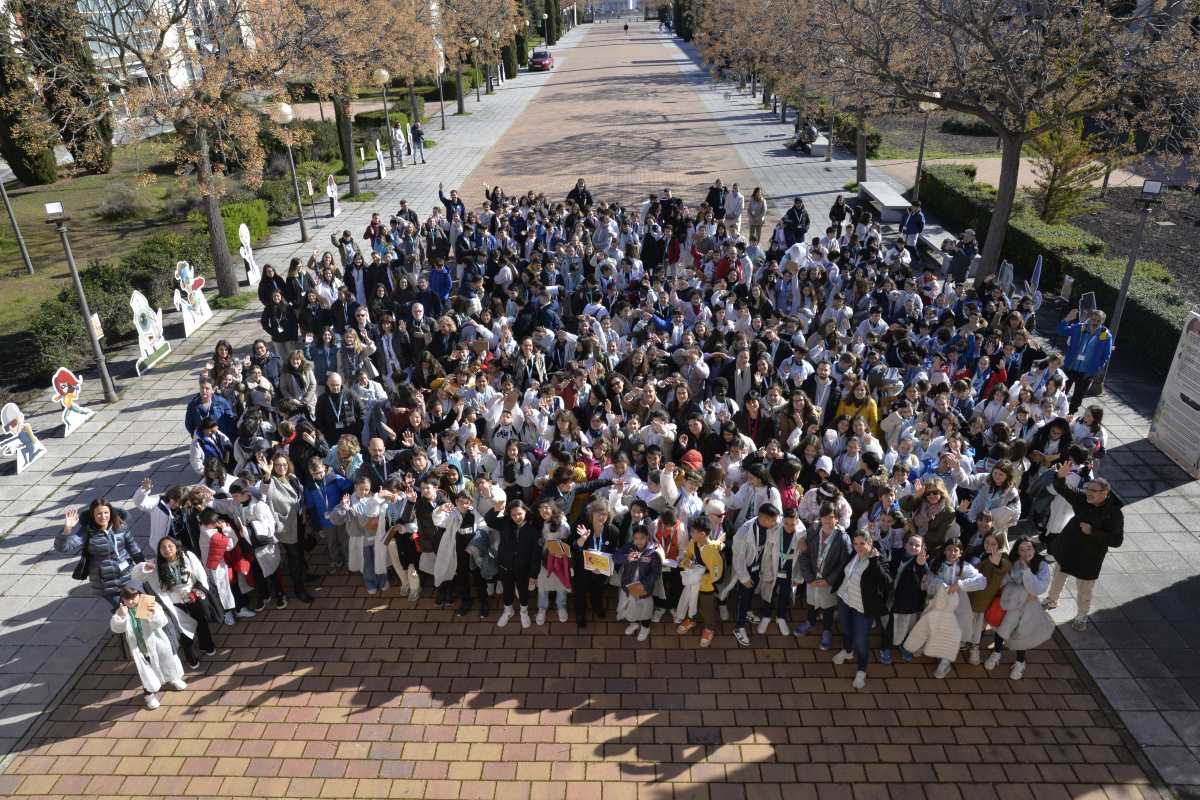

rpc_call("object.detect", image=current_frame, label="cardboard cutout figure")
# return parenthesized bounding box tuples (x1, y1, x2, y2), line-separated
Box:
(0, 402, 46, 474)
(375, 138, 387, 179)
(326, 174, 341, 218)
(50, 367, 95, 437)
(173, 260, 213, 338)
(238, 223, 261, 285)
(130, 289, 171, 375)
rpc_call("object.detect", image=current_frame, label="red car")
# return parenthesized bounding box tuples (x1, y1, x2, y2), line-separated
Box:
(529, 50, 554, 71)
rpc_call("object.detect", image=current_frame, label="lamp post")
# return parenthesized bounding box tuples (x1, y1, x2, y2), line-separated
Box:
(270, 103, 310, 244)
(44, 203, 118, 402)
(542, 13, 550, 47)
(0, 178, 35, 275)
(373, 67, 396, 170)
(912, 91, 942, 203)
(1095, 179, 1163, 390)
(435, 39, 447, 131)
(468, 37, 481, 103)
(525, 19, 531, 61)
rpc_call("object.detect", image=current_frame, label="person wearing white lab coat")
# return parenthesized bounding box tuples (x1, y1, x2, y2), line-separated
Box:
(131, 478, 189, 553)
(110, 586, 187, 709)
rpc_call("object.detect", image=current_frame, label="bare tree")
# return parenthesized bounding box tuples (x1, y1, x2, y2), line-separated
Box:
(812, 0, 1200, 283)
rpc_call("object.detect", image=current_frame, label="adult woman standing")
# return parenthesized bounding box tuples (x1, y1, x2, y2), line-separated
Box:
(137, 536, 217, 669)
(260, 451, 314, 603)
(56, 500, 144, 608)
(747, 188, 768, 244)
(957, 459, 1022, 550)
(900, 477, 959, 554)
(989, 536, 1054, 680)
(279, 349, 318, 419)
(831, 531, 891, 689)
(795, 502, 854, 650)
(260, 288, 299, 359)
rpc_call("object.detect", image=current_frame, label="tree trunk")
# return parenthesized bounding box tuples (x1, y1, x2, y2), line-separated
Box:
(456, 66, 465, 115)
(780, 100, 787, 124)
(193, 125, 237, 297)
(407, 83, 419, 124)
(751, 72, 757, 98)
(762, 79, 771, 106)
(333, 93, 359, 197)
(855, 106, 867, 183)
(976, 133, 1023, 286)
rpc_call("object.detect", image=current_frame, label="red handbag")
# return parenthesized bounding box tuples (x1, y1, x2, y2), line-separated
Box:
(985, 595, 1006, 627)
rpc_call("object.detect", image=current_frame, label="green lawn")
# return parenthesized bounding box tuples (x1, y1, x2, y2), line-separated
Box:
(0, 139, 201, 341)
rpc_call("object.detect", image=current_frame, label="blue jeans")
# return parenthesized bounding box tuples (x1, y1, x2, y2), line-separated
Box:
(735, 574, 760, 628)
(838, 599, 872, 672)
(362, 543, 387, 591)
(412, 140, 426, 163)
(538, 588, 567, 610)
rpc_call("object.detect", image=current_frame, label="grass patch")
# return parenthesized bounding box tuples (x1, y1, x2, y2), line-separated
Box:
(453, 111, 473, 116)
(422, 139, 437, 148)
(210, 291, 256, 310)
(343, 192, 378, 203)
(843, 181, 859, 192)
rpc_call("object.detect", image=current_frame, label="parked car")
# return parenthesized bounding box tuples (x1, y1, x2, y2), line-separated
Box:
(529, 50, 554, 71)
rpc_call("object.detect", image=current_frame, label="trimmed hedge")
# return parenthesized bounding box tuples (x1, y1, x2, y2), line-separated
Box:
(918, 163, 1189, 373)
(353, 109, 412, 131)
(939, 116, 995, 137)
(28, 232, 213, 379)
(217, 199, 269, 255)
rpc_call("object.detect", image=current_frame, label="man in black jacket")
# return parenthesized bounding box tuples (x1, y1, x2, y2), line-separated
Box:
(1044, 460, 1124, 631)
(801, 360, 842, 427)
(704, 179, 727, 219)
(783, 197, 810, 247)
(567, 178, 593, 209)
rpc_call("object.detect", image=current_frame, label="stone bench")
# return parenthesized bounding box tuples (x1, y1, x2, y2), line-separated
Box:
(858, 181, 909, 223)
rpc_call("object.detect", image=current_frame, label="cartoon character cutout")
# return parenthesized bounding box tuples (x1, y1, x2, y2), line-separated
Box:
(50, 367, 95, 437)
(131, 289, 171, 374)
(173, 260, 213, 338)
(238, 223, 261, 285)
(0, 402, 46, 474)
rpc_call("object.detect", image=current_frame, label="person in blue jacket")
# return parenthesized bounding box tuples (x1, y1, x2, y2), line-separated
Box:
(185, 378, 238, 441)
(1056, 308, 1113, 413)
(428, 260, 453, 303)
(303, 457, 354, 571)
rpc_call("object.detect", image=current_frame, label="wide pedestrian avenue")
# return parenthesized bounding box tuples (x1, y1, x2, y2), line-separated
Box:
(0, 18, 1197, 800)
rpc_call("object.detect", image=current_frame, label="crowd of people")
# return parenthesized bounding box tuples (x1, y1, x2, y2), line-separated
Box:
(55, 174, 1125, 706)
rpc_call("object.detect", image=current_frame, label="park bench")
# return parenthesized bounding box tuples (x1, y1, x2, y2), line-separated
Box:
(857, 181, 909, 223)
(809, 134, 830, 158)
(917, 224, 956, 256)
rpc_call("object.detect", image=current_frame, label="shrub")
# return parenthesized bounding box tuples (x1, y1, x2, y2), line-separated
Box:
(217, 199, 269, 254)
(28, 298, 84, 378)
(833, 112, 881, 158)
(353, 109, 411, 131)
(257, 177, 298, 223)
(96, 184, 153, 221)
(939, 116, 995, 137)
(120, 231, 214, 309)
(437, 67, 483, 102)
(260, 119, 341, 165)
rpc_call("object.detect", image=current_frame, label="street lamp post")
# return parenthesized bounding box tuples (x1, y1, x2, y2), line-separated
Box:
(525, 19, 531, 62)
(44, 204, 118, 402)
(542, 13, 550, 47)
(913, 91, 942, 203)
(374, 67, 396, 170)
(270, 102, 310, 243)
(469, 37, 481, 103)
(0, 178, 35, 275)
(435, 40, 447, 131)
(1096, 179, 1163, 390)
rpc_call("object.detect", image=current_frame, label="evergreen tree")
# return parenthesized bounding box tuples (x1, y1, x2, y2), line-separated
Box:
(0, 12, 58, 185)
(1026, 119, 1106, 224)
(19, 0, 114, 174)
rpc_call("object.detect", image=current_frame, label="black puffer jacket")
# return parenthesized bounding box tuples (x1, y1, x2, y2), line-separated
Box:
(54, 509, 144, 601)
(485, 509, 543, 576)
(1050, 476, 1124, 581)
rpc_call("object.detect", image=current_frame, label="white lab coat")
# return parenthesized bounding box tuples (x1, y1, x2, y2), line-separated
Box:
(110, 602, 185, 694)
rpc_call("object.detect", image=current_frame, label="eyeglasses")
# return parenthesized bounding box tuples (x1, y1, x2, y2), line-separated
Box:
(925, 491, 941, 499)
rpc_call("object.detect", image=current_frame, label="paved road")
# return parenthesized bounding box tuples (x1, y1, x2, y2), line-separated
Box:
(0, 18, 1196, 798)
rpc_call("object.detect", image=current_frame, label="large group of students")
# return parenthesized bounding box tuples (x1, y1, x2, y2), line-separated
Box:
(55, 176, 1125, 707)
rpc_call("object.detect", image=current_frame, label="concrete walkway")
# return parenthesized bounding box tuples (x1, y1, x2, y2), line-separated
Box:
(0, 18, 1195, 798)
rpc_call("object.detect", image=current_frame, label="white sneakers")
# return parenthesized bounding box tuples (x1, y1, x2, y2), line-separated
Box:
(235, 607, 256, 619)
(852, 671, 866, 690)
(408, 588, 421, 603)
(625, 622, 641, 635)
(651, 608, 666, 623)
(1009, 661, 1026, 681)
(756, 617, 771, 635)
(636, 626, 650, 642)
(223, 611, 235, 626)
(535, 609, 547, 626)
(934, 659, 952, 679)
(718, 605, 730, 622)
(984, 651, 1002, 671)
(520, 609, 531, 629)
(169, 679, 187, 691)
(733, 628, 751, 647)
(145, 693, 160, 709)
(832, 649, 853, 665)
(777, 618, 790, 636)
(557, 608, 568, 623)
(968, 647, 981, 666)
(497, 606, 515, 627)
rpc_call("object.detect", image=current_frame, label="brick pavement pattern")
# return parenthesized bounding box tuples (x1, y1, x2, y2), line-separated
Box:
(0, 18, 1194, 798)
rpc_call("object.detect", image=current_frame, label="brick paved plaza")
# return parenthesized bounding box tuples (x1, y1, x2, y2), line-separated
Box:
(0, 18, 1197, 800)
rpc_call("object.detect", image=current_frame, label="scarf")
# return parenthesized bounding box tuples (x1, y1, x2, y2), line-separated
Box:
(128, 611, 150, 658)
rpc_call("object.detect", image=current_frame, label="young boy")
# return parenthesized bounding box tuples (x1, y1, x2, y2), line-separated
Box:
(675, 517, 724, 647)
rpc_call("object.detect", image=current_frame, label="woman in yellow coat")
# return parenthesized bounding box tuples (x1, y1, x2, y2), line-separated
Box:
(835, 379, 881, 438)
